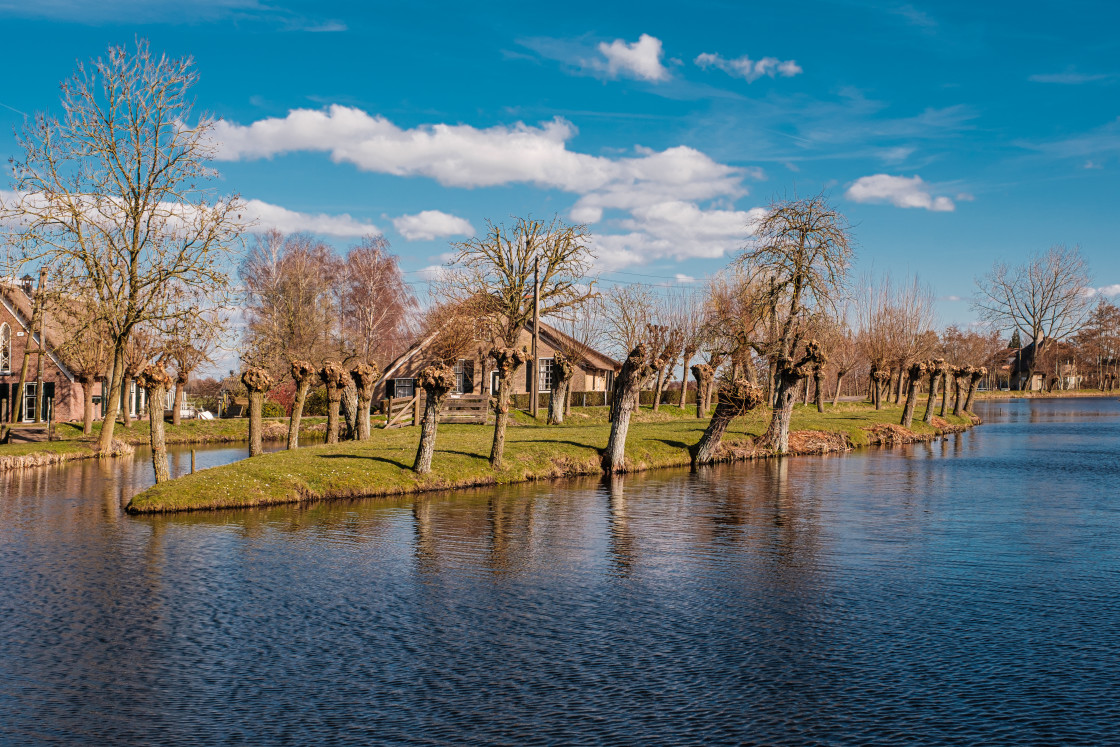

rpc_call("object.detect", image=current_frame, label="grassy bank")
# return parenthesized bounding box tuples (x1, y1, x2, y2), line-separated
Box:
(127, 403, 972, 514)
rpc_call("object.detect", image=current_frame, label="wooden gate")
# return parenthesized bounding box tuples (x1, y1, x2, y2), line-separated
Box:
(383, 393, 420, 428)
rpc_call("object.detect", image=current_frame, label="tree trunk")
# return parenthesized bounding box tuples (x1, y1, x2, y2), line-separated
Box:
(413, 365, 455, 474)
(940, 373, 952, 417)
(678, 355, 693, 408)
(548, 353, 575, 425)
(319, 361, 349, 445)
(692, 379, 763, 467)
(650, 366, 663, 412)
(814, 367, 825, 413)
(340, 379, 358, 440)
(488, 347, 529, 469)
(242, 367, 275, 458)
(923, 365, 941, 424)
(691, 364, 713, 418)
(963, 368, 986, 413)
(761, 373, 799, 453)
(248, 389, 265, 456)
(900, 362, 926, 428)
(952, 369, 967, 417)
(172, 376, 187, 426)
(288, 379, 311, 449)
(350, 362, 382, 442)
(603, 345, 652, 473)
(81, 376, 96, 436)
(121, 374, 133, 429)
(137, 364, 172, 484)
(287, 361, 316, 450)
(97, 342, 126, 452)
(833, 371, 845, 407)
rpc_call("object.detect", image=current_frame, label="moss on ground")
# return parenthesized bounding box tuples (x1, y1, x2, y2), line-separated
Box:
(127, 402, 971, 514)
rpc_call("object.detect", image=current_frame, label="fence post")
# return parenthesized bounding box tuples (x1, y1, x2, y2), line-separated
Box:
(382, 399, 390, 428)
(413, 391, 422, 427)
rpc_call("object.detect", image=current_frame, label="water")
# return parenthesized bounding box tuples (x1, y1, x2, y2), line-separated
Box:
(2, 398, 1119, 744)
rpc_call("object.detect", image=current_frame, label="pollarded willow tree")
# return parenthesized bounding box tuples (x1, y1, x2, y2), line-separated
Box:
(735, 195, 853, 453)
(0, 40, 242, 453)
(446, 216, 596, 470)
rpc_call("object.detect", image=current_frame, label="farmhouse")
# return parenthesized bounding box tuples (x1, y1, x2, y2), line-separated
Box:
(0, 277, 154, 425)
(377, 321, 620, 402)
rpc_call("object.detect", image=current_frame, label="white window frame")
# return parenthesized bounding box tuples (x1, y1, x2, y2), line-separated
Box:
(22, 382, 37, 423)
(394, 377, 415, 398)
(490, 371, 500, 395)
(538, 357, 554, 393)
(0, 323, 10, 373)
(454, 359, 466, 394)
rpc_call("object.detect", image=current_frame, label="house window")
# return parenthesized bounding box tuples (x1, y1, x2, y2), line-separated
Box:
(23, 383, 37, 423)
(490, 371, 500, 395)
(0, 323, 10, 373)
(394, 378, 415, 398)
(538, 357, 554, 392)
(454, 359, 465, 394)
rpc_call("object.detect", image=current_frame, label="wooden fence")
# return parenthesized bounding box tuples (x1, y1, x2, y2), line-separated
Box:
(383, 392, 489, 428)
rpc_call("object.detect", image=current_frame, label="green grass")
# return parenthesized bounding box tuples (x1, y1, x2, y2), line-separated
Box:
(127, 402, 971, 514)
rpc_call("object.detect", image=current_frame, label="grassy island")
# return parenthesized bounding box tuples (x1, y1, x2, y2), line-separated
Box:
(126, 403, 973, 514)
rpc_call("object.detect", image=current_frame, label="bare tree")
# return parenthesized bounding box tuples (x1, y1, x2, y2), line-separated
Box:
(50, 291, 110, 434)
(675, 290, 708, 408)
(340, 235, 416, 364)
(2, 40, 241, 452)
(736, 195, 853, 452)
(547, 305, 602, 424)
(974, 245, 1092, 385)
(447, 216, 595, 469)
(241, 231, 340, 375)
(598, 285, 655, 361)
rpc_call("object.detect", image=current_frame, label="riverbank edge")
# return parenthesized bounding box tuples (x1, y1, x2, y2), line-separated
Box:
(0, 420, 326, 473)
(125, 414, 976, 515)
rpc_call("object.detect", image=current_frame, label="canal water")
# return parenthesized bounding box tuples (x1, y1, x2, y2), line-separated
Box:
(1, 398, 1118, 744)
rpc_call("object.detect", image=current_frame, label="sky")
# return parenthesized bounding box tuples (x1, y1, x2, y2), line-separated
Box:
(1, 0, 1118, 332)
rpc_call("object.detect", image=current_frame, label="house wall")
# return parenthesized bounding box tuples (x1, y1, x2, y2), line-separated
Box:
(0, 300, 94, 424)
(381, 327, 613, 401)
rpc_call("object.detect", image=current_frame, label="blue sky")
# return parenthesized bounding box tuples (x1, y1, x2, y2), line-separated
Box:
(1, 0, 1118, 325)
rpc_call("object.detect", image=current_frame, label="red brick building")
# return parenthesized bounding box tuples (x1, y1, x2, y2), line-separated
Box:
(0, 278, 99, 424)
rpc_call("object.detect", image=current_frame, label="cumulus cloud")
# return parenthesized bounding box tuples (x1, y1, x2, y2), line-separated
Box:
(241, 199, 379, 236)
(845, 174, 956, 211)
(216, 105, 767, 269)
(392, 210, 475, 241)
(694, 52, 802, 82)
(595, 34, 670, 82)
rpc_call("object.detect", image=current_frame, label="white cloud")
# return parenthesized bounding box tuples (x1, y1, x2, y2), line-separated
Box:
(392, 210, 475, 241)
(596, 34, 670, 82)
(845, 174, 956, 211)
(592, 201, 766, 271)
(1091, 284, 1120, 297)
(216, 106, 764, 268)
(695, 52, 802, 82)
(674, 273, 696, 284)
(240, 199, 379, 236)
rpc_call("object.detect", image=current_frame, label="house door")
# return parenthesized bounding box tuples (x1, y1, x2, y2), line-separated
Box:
(22, 383, 37, 423)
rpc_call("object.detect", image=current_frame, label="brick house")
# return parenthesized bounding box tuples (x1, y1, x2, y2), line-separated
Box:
(0, 277, 93, 423)
(377, 320, 620, 402)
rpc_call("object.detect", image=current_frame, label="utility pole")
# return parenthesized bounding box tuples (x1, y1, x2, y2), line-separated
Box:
(530, 255, 541, 418)
(34, 267, 47, 422)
